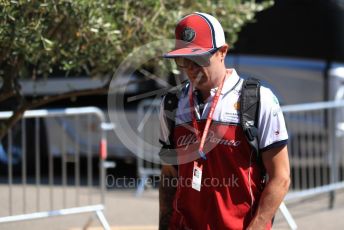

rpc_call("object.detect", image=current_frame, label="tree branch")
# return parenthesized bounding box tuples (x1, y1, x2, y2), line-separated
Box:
(0, 90, 15, 103)
(0, 65, 19, 103)
(0, 57, 21, 102)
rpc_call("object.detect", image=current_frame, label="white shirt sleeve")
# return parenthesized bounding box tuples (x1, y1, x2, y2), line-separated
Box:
(258, 87, 288, 150)
(159, 96, 170, 145)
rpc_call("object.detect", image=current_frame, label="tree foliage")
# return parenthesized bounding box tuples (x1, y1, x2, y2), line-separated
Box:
(1, 0, 273, 79)
(0, 0, 273, 138)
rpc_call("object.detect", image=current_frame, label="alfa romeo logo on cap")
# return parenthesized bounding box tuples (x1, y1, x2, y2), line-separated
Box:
(181, 27, 195, 42)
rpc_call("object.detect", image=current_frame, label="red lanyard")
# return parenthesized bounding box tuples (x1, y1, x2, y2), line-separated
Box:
(188, 72, 229, 160)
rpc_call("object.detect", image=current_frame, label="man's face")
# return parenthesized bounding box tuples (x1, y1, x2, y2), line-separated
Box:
(175, 45, 227, 91)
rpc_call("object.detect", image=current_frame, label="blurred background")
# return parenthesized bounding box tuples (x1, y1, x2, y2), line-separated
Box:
(1, 0, 344, 229)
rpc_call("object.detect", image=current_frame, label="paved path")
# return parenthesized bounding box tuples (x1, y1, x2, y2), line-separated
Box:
(1, 184, 344, 229)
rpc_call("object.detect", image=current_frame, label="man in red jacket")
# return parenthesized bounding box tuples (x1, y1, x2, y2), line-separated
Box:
(159, 12, 290, 230)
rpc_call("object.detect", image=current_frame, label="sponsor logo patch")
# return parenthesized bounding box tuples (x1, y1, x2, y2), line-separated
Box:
(273, 95, 279, 105)
(181, 27, 196, 42)
(233, 102, 240, 110)
(177, 131, 241, 150)
(191, 48, 201, 52)
(222, 111, 240, 123)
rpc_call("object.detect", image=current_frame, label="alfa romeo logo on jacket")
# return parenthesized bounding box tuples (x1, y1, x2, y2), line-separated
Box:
(181, 27, 195, 42)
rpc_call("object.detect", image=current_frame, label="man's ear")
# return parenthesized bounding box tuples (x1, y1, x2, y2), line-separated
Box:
(219, 44, 229, 57)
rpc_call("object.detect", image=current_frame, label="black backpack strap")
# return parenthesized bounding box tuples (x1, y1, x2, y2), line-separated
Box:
(240, 78, 261, 158)
(159, 82, 186, 165)
(241, 78, 271, 220)
(163, 92, 179, 147)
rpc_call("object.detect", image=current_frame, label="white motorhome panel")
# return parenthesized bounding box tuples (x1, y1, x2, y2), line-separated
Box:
(226, 55, 326, 105)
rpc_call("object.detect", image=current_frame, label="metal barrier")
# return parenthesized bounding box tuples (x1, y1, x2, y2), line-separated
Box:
(0, 107, 110, 229)
(278, 100, 344, 229)
(282, 100, 344, 203)
(136, 99, 162, 196)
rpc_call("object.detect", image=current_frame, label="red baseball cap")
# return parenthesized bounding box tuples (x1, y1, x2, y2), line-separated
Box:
(164, 12, 226, 58)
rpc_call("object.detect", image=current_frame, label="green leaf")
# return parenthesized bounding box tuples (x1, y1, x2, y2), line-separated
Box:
(41, 36, 54, 51)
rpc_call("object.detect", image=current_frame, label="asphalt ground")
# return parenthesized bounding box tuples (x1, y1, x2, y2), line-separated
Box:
(1, 183, 344, 229)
